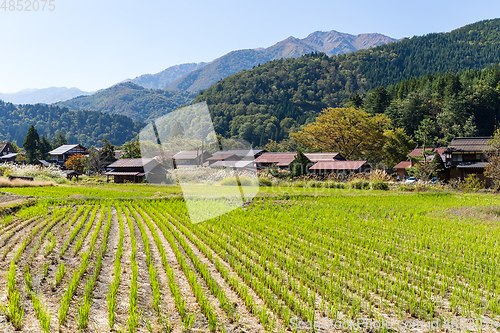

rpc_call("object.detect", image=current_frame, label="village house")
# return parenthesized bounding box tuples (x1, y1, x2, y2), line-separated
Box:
(0, 142, 17, 162)
(255, 152, 348, 171)
(47, 144, 88, 165)
(173, 150, 212, 168)
(105, 158, 167, 183)
(444, 137, 490, 184)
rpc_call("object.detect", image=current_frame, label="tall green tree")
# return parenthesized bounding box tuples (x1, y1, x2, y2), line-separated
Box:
(51, 130, 68, 148)
(23, 125, 39, 164)
(290, 150, 310, 178)
(121, 141, 141, 159)
(39, 134, 52, 159)
(100, 138, 116, 164)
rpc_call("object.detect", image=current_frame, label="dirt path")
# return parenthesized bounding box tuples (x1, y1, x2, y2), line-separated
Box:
(87, 206, 119, 331)
(133, 207, 183, 333)
(112, 206, 132, 331)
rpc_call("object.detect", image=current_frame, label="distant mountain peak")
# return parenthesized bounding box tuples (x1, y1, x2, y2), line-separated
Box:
(0, 86, 91, 105)
(165, 29, 397, 92)
(123, 62, 208, 90)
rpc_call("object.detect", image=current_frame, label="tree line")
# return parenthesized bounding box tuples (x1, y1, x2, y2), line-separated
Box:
(0, 101, 144, 148)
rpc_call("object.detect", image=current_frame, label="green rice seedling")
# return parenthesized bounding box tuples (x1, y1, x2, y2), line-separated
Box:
(123, 204, 140, 333)
(159, 310, 172, 333)
(77, 205, 112, 330)
(58, 204, 104, 328)
(2, 261, 23, 330)
(59, 205, 93, 257)
(24, 265, 33, 294)
(31, 292, 52, 333)
(0, 288, 24, 330)
(73, 204, 99, 255)
(6, 261, 16, 298)
(55, 262, 65, 287)
(41, 262, 49, 281)
(43, 233, 56, 257)
(182, 312, 196, 332)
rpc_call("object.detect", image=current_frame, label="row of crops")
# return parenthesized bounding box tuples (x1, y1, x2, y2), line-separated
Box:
(0, 193, 499, 332)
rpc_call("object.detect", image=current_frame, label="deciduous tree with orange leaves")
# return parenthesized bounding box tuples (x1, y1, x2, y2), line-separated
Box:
(64, 153, 85, 173)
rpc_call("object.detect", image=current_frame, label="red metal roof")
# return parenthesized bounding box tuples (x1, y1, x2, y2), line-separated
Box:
(408, 148, 446, 157)
(309, 160, 367, 171)
(255, 152, 298, 166)
(393, 161, 412, 169)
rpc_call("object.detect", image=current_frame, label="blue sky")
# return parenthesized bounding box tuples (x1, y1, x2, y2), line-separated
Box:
(1, 0, 499, 93)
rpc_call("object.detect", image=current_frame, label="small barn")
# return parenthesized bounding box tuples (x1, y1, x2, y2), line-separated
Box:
(105, 158, 167, 183)
(393, 161, 412, 179)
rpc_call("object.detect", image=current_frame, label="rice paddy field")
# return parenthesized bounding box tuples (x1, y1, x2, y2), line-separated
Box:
(0, 186, 500, 332)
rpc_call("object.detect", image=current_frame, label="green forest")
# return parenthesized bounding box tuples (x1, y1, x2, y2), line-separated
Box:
(0, 101, 144, 147)
(195, 18, 500, 147)
(360, 66, 500, 147)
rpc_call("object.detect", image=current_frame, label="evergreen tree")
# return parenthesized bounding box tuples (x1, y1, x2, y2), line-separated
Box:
(290, 150, 310, 178)
(100, 138, 116, 164)
(52, 130, 68, 148)
(39, 134, 52, 160)
(23, 125, 40, 164)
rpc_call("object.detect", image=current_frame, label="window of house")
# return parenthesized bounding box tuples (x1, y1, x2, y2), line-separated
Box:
(452, 154, 462, 162)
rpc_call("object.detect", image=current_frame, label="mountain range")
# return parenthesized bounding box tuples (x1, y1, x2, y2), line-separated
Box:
(165, 31, 396, 92)
(0, 87, 91, 105)
(124, 62, 207, 89)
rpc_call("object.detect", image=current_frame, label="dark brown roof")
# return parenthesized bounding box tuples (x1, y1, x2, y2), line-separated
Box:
(107, 158, 157, 168)
(393, 161, 412, 169)
(0, 142, 8, 152)
(0, 142, 14, 154)
(309, 160, 367, 171)
(105, 171, 140, 176)
(446, 137, 491, 152)
(255, 152, 298, 166)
